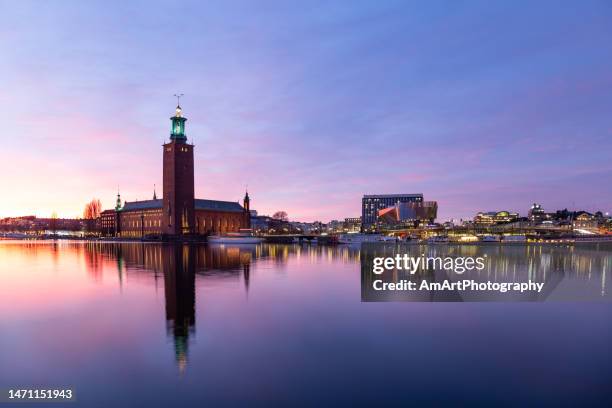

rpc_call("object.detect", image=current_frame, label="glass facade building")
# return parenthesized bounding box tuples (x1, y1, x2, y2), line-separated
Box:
(361, 194, 423, 230)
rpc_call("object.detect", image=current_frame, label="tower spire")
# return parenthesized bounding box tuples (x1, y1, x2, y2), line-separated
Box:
(153, 184, 157, 200)
(243, 187, 251, 229)
(115, 186, 123, 211)
(243, 187, 250, 212)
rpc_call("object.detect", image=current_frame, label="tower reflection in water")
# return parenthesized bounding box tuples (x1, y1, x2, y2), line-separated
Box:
(162, 245, 196, 373)
(79, 242, 611, 369)
(90, 243, 256, 372)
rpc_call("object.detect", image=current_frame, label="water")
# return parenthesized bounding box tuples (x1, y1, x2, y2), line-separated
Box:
(1, 241, 611, 407)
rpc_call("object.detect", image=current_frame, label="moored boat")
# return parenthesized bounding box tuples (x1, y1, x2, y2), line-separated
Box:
(480, 235, 501, 243)
(426, 236, 449, 244)
(338, 233, 395, 244)
(503, 235, 527, 243)
(208, 229, 264, 244)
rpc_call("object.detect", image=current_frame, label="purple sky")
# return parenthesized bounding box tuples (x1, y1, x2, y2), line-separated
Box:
(1, 0, 611, 221)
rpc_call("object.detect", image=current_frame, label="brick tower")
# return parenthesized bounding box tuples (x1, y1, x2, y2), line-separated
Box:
(163, 102, 195, 236)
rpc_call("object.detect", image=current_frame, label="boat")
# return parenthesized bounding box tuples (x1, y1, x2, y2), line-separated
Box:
(426, 236, 449, 244)
(0, 232, 30, 239)
(207, 229, 264, 244)
(480, 235, 501, 243)
(338, 233, 395, 244)
(503, 235, 527, 243)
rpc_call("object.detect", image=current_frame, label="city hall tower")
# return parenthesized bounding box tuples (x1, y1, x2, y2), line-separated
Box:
(163, 103, 195, 235)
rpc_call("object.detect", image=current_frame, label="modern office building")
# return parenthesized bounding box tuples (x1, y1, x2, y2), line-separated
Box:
(377, 201, 438, 227)
(361, 194, 423, 230)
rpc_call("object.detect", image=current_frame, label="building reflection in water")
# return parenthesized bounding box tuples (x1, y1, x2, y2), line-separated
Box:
(84, 243, 265, 372)
(76, 242, 611, 366)
(162, 245, 195, 373)
(360, 243, 612, 301)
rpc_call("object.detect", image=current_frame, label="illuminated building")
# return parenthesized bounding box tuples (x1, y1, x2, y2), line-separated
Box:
(528, 203, 548, 223)
(377, 201, 438, 227)
(362, 194, 423, 230)
(473, 211, 519, 226)
(101, 103, 251, 238)
(572, 212, 598, 231)
(343, 217, 361, 232)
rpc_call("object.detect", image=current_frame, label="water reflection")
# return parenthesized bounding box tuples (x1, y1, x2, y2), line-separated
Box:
(1, 241, 611, 405)
(361, 243, 612, 301)
(162, 245, 195, 373)
(78, 242, 611, 366)
(2, 241, 610, 370)
(71, 243, 361, 371)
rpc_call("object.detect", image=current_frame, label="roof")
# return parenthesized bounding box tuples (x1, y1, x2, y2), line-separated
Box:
(122, 199, 162, 211)
(120, 198, 244, 213)
(195, 199, 244, 213)
(362, 194, 423, 199)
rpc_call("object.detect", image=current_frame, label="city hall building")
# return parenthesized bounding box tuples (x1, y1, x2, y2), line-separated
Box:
(101, 103, 251, 238)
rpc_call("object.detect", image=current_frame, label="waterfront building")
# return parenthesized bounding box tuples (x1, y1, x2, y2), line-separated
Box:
(250, 215, 273, 233)
(343, 217, 361, 232)
(473, 211, 519, 226)
(528, 203, 550, 224)
(362, 194, 423, 230)
(101, 103, 250, 238)
(251, 215, 297, 234)
(288, 221, 325, 234)
(377, 201, 438, 228)
(0, 216, 84, 233)
(572, 212, 598, 232)
(99, 209, 116, 236)
(327, 220, 344, 233)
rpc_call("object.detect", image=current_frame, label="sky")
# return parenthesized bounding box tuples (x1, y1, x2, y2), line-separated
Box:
(1, 0, 611, 222)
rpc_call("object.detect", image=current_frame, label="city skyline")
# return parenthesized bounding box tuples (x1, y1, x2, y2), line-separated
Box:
(1, 1, 611, 221)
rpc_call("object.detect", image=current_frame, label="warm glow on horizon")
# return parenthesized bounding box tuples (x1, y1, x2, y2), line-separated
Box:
(1, 2, 611, 222)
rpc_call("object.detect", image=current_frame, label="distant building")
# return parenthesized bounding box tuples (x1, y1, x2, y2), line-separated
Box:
(99, 209, 117, 236)
(474, 211, 519, 226)
(251, 215, 299, 234)
(327, 220, 343, 233)
(362, 194, 423, 230)
(343, 217, 361, 232)
(528, 203, 548, 224)
(251, 215, 274, 233)
(377, 201, 437, 228)
(0, 216, 84, 233)
(573, 212, 597, 231)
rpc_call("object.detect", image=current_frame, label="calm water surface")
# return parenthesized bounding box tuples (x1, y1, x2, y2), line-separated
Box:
(1, 241, 611, 407)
